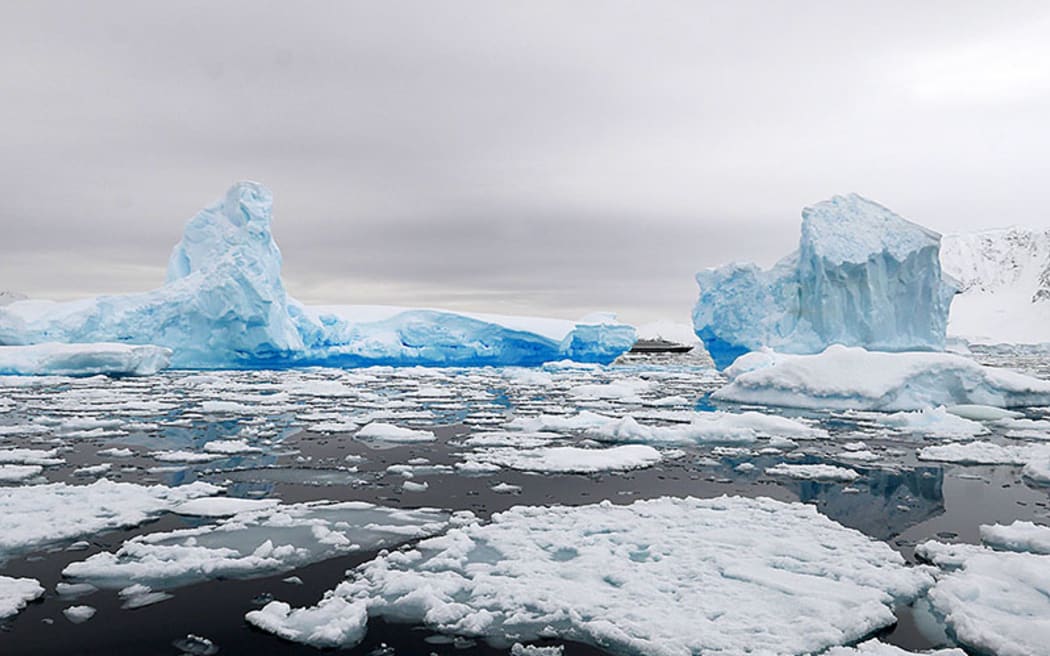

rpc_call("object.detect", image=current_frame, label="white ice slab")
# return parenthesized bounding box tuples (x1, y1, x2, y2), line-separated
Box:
(250, 496, 932, 654)
(715, 345, 1050, 411)
(0, 576, 44, 618)
(0, 342, 171, 376)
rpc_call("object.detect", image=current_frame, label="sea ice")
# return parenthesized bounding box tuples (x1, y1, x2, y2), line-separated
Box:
(356, 422, 436, 443)
(62, 604, 97, 623)
(461, 444, 663, 474)
(62, 501, 449, 591)
(0, 479, 219, 561)
(0, 464, 44, 482)
(249, 496, 932, 654)
(877, 407, 988, 438)
(917, 442, 1050, 466)
(507, 409, 826, 445)
(715, 345, 1050, 411)
(980, 521, 1050, 555)
(0, 576, 44, 618)
(824, 640, 964, 655)
(693, 194, 957, 368)
(917, 533, 1050, 656)
(764, 463, 861, 482)
(0, 343, 171, 376)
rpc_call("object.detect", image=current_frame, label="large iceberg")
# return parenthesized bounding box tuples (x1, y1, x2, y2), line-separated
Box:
(0, 182, 635, 368)
(693, 194, 958, 368)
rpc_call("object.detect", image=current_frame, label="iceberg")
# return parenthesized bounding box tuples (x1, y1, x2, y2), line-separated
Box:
(0, 342, 171, 376)
(248, 495, 933, 654)
(714, 345, 1050, 411)
(0, 182, 635, 369)
(693, 194, 958, 368)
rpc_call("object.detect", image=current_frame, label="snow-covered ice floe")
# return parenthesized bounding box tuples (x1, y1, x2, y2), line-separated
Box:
(917, 441, 1050, 466)
(764, 463, 860, 482)
(62, 501, 449, 592)
(506, 409, 826, 445)
(0, 576, 44, 619)
(824, 640, 964, 655)
(714, 345, 1050, 411)
(0, 342, 171, 376)
(460, 444, 663, 474)
(248, 496, 933, 653)
(693, 194, 957, 368)
(0, 182, 635, 369)
(917, 521, 1050, 656)
(0, 480, 219, 561)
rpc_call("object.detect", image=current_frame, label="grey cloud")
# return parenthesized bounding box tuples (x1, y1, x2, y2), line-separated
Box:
(2, 1, 1049, 325)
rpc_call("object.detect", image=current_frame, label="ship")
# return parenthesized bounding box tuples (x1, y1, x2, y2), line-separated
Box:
(628, 338, 695, 354)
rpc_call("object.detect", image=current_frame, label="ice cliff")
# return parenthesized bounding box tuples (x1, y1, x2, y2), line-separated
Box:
(0, 182, 635, 369)
(941, 227, 1050, 344)
(693, 194, 958, 368)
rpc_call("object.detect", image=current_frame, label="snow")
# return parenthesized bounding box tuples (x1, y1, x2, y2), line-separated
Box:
(0, 464, 43, 482)
(944, 404, 1023, 421)
(0, 342, 171, 376)
(878, 407, 988, 437)
(824, 640, 964, 655)
(0, 182, 635, 369)
(62, 501, 449, 591)
(941, 227, 1050, 345)
(247, 597, 368, 648)
(694, 194, 956, 368)
(462, 444, 663, 474)
(918, 534, 1050, 656)
(917, 441, 1050, 466)
(172, 497, 280, 517)
(980, 521, 1050, 555)
(0, 480, 220, 560)
(0, 576, 44, 618)
(251, 496, 932, 654)
(356, 422, 436, 443)
(715, 345, 1050, 411)
(1022, 458, 1050, 486)
(63, 604, 97, 623)
(507, 410, 826, 445)
(765, 463, 860, 482)
(511, 644, 565, 656)
(202, 439, 262, 454)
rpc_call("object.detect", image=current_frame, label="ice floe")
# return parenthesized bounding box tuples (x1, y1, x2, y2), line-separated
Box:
(917, 525, 1050, 656)
(715, 345, 1050, 411)
(461, 444, 663, 474)
(250, 496, 932, 654)
(0, 576, 44, 618)
(63, 501, 449, 591)
(0, 342, 171, 376)
(764, 463, 861, 482)
(0, 480, 219, 560)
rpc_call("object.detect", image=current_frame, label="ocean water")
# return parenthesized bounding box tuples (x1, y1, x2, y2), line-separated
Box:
(1, 346, 1047, 655)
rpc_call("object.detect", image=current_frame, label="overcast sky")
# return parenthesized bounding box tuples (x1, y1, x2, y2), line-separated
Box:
(2, 2, 1049, 325)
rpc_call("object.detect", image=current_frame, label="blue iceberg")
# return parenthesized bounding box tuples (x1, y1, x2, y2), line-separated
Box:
(693, 194, 958, 368)
(0, 182, 635, 369)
